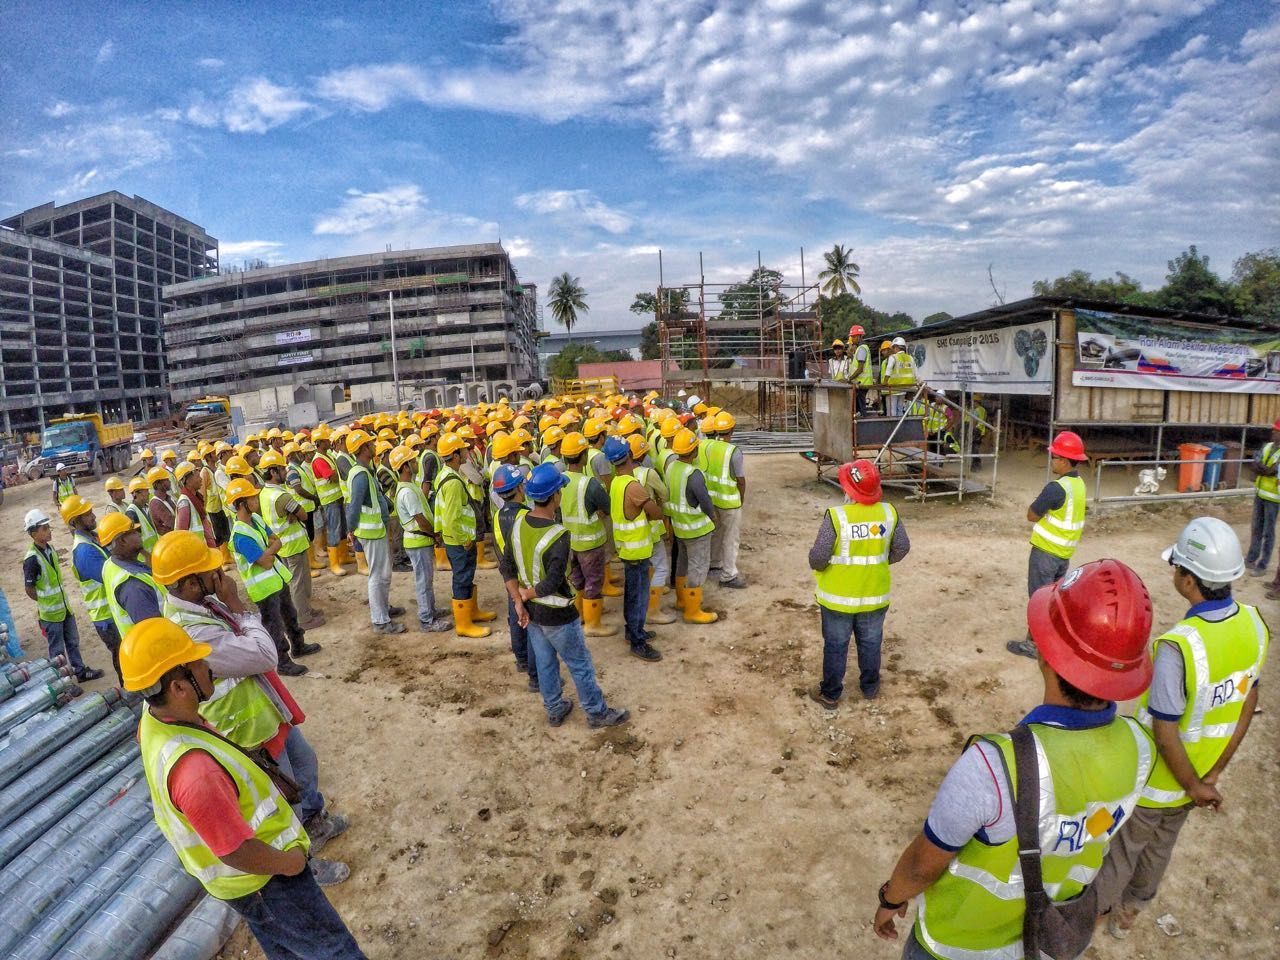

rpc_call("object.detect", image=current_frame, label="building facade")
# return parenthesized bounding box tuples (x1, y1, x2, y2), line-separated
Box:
(162, 244, 539, 405)
(0, 192, 217, 437)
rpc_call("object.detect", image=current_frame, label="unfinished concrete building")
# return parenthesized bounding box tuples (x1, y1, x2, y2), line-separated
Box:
(0, 192, 218, 437)
(162, 243, 540, 405)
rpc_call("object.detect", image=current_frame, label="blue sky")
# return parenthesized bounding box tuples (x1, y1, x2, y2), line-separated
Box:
(2, 0, 1277, 332)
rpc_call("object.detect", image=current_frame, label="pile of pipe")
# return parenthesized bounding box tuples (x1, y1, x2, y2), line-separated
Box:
(0, 658, 240, 960)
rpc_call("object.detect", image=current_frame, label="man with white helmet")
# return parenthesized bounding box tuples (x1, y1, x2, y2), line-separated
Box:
(1095, 516, 1268, 939)
(880, 336, 917, 417)
(22, 508, 103, 682)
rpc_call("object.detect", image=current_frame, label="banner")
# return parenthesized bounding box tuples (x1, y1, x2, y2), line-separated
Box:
(908, 320, 1054, 395)
(1072, 309, 1280, 394)
(277, 351, 312, 366)
(274, 329, 313, 346)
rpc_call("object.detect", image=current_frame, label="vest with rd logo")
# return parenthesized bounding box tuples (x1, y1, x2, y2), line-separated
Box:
(813, 502, 898, 614)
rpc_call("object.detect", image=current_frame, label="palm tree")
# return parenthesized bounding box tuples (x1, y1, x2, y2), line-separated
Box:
(547, 272, 589, 337)
(819, 244, 861, 298)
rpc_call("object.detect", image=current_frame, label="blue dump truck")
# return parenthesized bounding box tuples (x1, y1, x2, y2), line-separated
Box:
(38, 413, 135, 478)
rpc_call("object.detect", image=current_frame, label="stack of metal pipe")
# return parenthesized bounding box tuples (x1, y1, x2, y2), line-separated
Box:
(0, 659, 242, 960)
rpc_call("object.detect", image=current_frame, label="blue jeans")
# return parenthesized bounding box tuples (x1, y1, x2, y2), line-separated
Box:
(445, 542, 477, 601)
(529, 618, 607, 720)
(1246, 496, 1279, 569)
(623, 559, 651, 647)
(41, 616, 86, 673)
(507, 598, 538, 683)
(277, 726, 325, 822)
(323, 501, 346, 542)
(226, 864, 366, 960)
(819, 605, 887, 700)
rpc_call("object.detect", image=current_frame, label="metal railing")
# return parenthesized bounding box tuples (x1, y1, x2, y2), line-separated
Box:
(1092, 455, 1255, 504)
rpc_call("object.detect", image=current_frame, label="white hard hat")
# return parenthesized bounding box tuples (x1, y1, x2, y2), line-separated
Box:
(892, 336, 907, 347)
(56, 463, 67, 472)
(24, 508, 52, 531)
(1162, 516, 1245, 586)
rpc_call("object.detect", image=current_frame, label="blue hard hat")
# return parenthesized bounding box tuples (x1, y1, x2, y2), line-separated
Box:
(492, 464, 525, 496)
(525, 463, 569, 502)
(602, 436, 630, 464)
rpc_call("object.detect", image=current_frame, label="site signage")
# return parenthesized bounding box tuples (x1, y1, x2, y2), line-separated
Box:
(277, 351, 312, 366)
(1071, 309, 1280, 394)
(908, 319, 1054, 395)
(275, 329, 314, 346)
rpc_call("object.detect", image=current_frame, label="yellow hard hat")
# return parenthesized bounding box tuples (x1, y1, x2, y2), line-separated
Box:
(538, 414, 557, 433)
(119, 618, 212, 693)
(300, 441, 317, 454)
(214, 440, 234, 454)
(402, 434, 422, 449)
(161, 449, 177, 462)
(146, 467, 171, 487)
(196, 441, 212, 456)
(375, 439, 394, 457)
(644, 390, 660, 402)
(492, 433, 522, 460)
(672, 428, 701, 456)
(659, 417, 681, 439)
(185, 450, 202, 465)
(235, 444, 253, 457)
(174, 462, 198, 483)
(223, 477, 259, 505)
(104, 476, 125, 492)
(560, 431, 589, 458)
(437, 433, 468, 458)
(59, 494, 93, 524)
(615, 414, 642, 437)
(454, 424, 476, 440)
(312, 424, 333, 441)
(346, 429, 375, 455)
(692, 402, 709, 415)
(880, 340, 893, 352)
(225, 455, 251, 478)
(485, 420, 506, 437)
(699, 415, 718, 435)
(128, 477, 151, 496)
(627, 433, 649, 459)
(151, 530, 223, 586)
(388, 445, 417, 473)
(281, 430, 295, 441)
(714, 411, 737, 433)
(512, 427, 534, 447)
(377, 428, 397, 442)
(541, 425, 565, 448)
(282, 442, 301, 457)
(140, 449, 155, 460)
(832, 338, 845, 348)
(512, 415, 532, 430)
(258, 450, 286, 471)
(582, 418, 609, 440)
(266, 427, 282, 440)
(97, 511, 136, 546)
(557, 410, 581, 429)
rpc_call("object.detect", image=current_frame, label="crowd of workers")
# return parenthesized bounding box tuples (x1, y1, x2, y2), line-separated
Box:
(14, 386, 1270, 960)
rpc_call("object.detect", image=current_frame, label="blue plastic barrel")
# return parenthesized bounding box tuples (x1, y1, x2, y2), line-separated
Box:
(1202, 443, 1227, 491)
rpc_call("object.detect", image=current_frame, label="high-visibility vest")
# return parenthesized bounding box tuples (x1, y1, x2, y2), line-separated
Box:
(973, 405, 989, 438)
(101, 557, 164, 636)
(128, 501, 159, 552)
(916, 718, 1154, 960)
(633, 465, 666, 543)
(828, 356, 850, 382)
(884, 351, 917, 386)
(202, 466, 223, 514)
(664, 460, 715, 540)
(853, 343, 874, 386)
(139, 709, 307, 900)
(175, 493, 198, 533)
(432, 465, 476, 545)
(347, 463, 386, 541)
(70, 531, 111, 624)
(417, 448, 441, 489)
(335, 452, 355, 503)
(24, 544, 69, 623)
(1255, 443, 1280, 502)
(511, 515, 575, 609)
(493, 502, 528, 557)
(703, 438, 742, 510)
(561, 471, 607, 552)
(231, 515, 292, 603)
(55, 476, 77, 504)
(610, 475, 653, 562)
(151, 495, 177, 529)
(396, 481, 433, 549)
(585, 445, 613, 479)
(259, 484, 309, 557)
(313, 453, 342, 506)
(290, 461, 318, 512)
(1029, 475, 1086, 559)
(813, 502, 898, 614)
(1135, 604, 1269, 808)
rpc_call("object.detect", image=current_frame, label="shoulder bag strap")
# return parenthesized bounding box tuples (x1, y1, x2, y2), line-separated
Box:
(1012, 723, 1045, 960)
(169, 718, 301, 805)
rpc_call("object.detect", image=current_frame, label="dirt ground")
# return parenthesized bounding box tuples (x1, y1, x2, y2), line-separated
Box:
(2, 452, 1276, 960)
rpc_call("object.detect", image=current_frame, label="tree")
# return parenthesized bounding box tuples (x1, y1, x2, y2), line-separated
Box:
(639, 321, 661, 360)
(631, 289, 690, 361)
(817, 293, 913, 345)
(1031, 269, 1154, 305)
(1231, 248, 1280, 320)
(547, 273, 588, 336)
(921, 311, 953, 325)
(548, 342, 630, 381)
(1156, 246, 1234, 316)
(818, 243, 861, 297)
(718, 267, 784, 324)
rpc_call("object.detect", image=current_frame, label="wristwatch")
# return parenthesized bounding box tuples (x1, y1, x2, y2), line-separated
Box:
(878, 882, 907, 911)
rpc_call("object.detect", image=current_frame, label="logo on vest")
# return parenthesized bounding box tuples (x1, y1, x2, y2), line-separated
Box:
(1053, 805, 1125, 853)
(848, 522, 887, 539)
(1211, 674, 1248, 708)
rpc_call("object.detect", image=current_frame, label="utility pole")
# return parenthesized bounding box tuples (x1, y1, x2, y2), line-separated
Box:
(388, 290, 401, 409)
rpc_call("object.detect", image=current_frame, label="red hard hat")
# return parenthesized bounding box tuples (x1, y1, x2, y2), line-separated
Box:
(1048, 430, 1086, 461)
(1272, 418, 1280, 431)
(838, 459, 882, 505)
(1027, 559, 1153, 701)
(848, 325, 865, 338)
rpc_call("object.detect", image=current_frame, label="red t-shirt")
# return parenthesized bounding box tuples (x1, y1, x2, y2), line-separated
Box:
(312, 456, 334, 480)
(168, 750, 254, 857)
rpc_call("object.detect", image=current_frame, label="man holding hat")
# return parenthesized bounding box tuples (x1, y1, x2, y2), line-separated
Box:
(23, 508, 102, 681)
(61, 495, 122, 681)
(808, 460, 909, 708)
(873, 559, 1157, 960)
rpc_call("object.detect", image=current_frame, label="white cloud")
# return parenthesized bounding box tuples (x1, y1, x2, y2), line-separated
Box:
(515, 189, 633, 234)
(504, 236, 534, 258)
(185, 78, 311, 133)
(218, 240, 286, 261)
(44, 101, 76, 119)
(315, 63, 429, 111)
(312, 185, 497, 254)
(95, 40, 114, 65)
(10, 115, 173, 192)
(197, 57, 226, 69)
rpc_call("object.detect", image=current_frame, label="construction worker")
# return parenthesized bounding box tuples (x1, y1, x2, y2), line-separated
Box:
(435, 432, 494, 638)
(24, 508, 102, 682)
(827, 339, 850, 382)
(583, 418, 615, 483)
(342, 431, 405, 634)
(500, 464, 630, 729)
(137, 447, 157, 478)
(311, 426, 349, 577)
(391, 445, 450, 633)
(540, 425, 566, 470)
(151, 531, 350, 875)
(202, 443, 229, 554)
(881, 336, 917, 417)
(161, 448, 180, 486)
(1244, 417, 1280, 575)
(148, 465, 178, 537)
(103, 475, 129, 515)
(213, 441, 237, 567)
(969, 394, 989, 470)
(1096, 518, 1268, 938)
(559, 431, 617, 637)
(605, 437, 664, 662)
(260, 451, 324, 630)
(848, 324, 873, 415)
(126, 476, 159, 556)
(808, 460, 909, 708)
(285, 441, 325, 576)
(174, 461, 215, 544)
(374, 439, 410, 572)
(52, 463, 77, 506)
(491, 465, 538, 692)
(98, 511, 166, 644)
(226, 477, 318, 675)
(628, 432, 676, 625)
(61, 495, 123, 681)
(703, 410, 747, 589)
(666, 428, 718, 624)
(119, 619, 366, 956)
(1008, 429, 1088, 659)
(874, 559, 1156, 959)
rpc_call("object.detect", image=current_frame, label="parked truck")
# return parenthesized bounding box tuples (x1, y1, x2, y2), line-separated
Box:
(37, 413, 134, 478)
(183, 395, 230, 426)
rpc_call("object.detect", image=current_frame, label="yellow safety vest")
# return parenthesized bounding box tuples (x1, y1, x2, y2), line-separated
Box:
(1255, 442, 1280, 502)
(24, 544, 69, 623)
(562, 471, 607, 552)
(610, 475, 653, 562)
(813, 502, 897, 614)
(1029, 475, 1086, 560)
(512, 515, 576, 609)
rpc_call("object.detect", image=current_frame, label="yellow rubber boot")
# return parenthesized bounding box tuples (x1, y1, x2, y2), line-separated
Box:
(435, 546, 451, 571)
(574, 593, 584, 617)
(470, 588, 497, 623)
(327, 547, 349, 577)
(673, 575, 689, 613)
(582, 597, 618, 637)
(647, 586, 678, 624)
(601, 563, 623, 598)
(356, 550, 370, 576)
(682, 586, 719, 624)
(476, 540, 497, 570)
(453, 598, 491, 638)
(311, 530, 327, 570)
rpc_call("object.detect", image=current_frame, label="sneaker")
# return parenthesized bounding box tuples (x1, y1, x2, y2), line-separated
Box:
(1248, 566, 1268, 577)
(291, 641, 322, 657)
(630, 643, 663, 662)
(527, 677, 540, 693)
(420, 617, 452, 633)
(75, 667, 105, 682)
(388, 605, 406, 617)
(808, 685, 840, 710)
(708, 566, 723, 578)
(587, 707, 630, 728)
(374, 621, 407, 635)
(719, 574, 748, 589)
(278, 660, 308, 677)
(548, 702, 574, 727)
(641, 628, 656, 641)
(304, 811, 350, 855)
(1006, 639, 1038, 660)
(310, 858, 350, 887)
(299, 614, 326, 630)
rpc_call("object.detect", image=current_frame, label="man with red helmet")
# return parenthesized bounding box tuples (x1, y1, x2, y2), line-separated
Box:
(848, 325, 873, 416)
(1008, 430, 1088, 659)
(808, 459, 910, 708)
(874, 559, 1157, 960)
